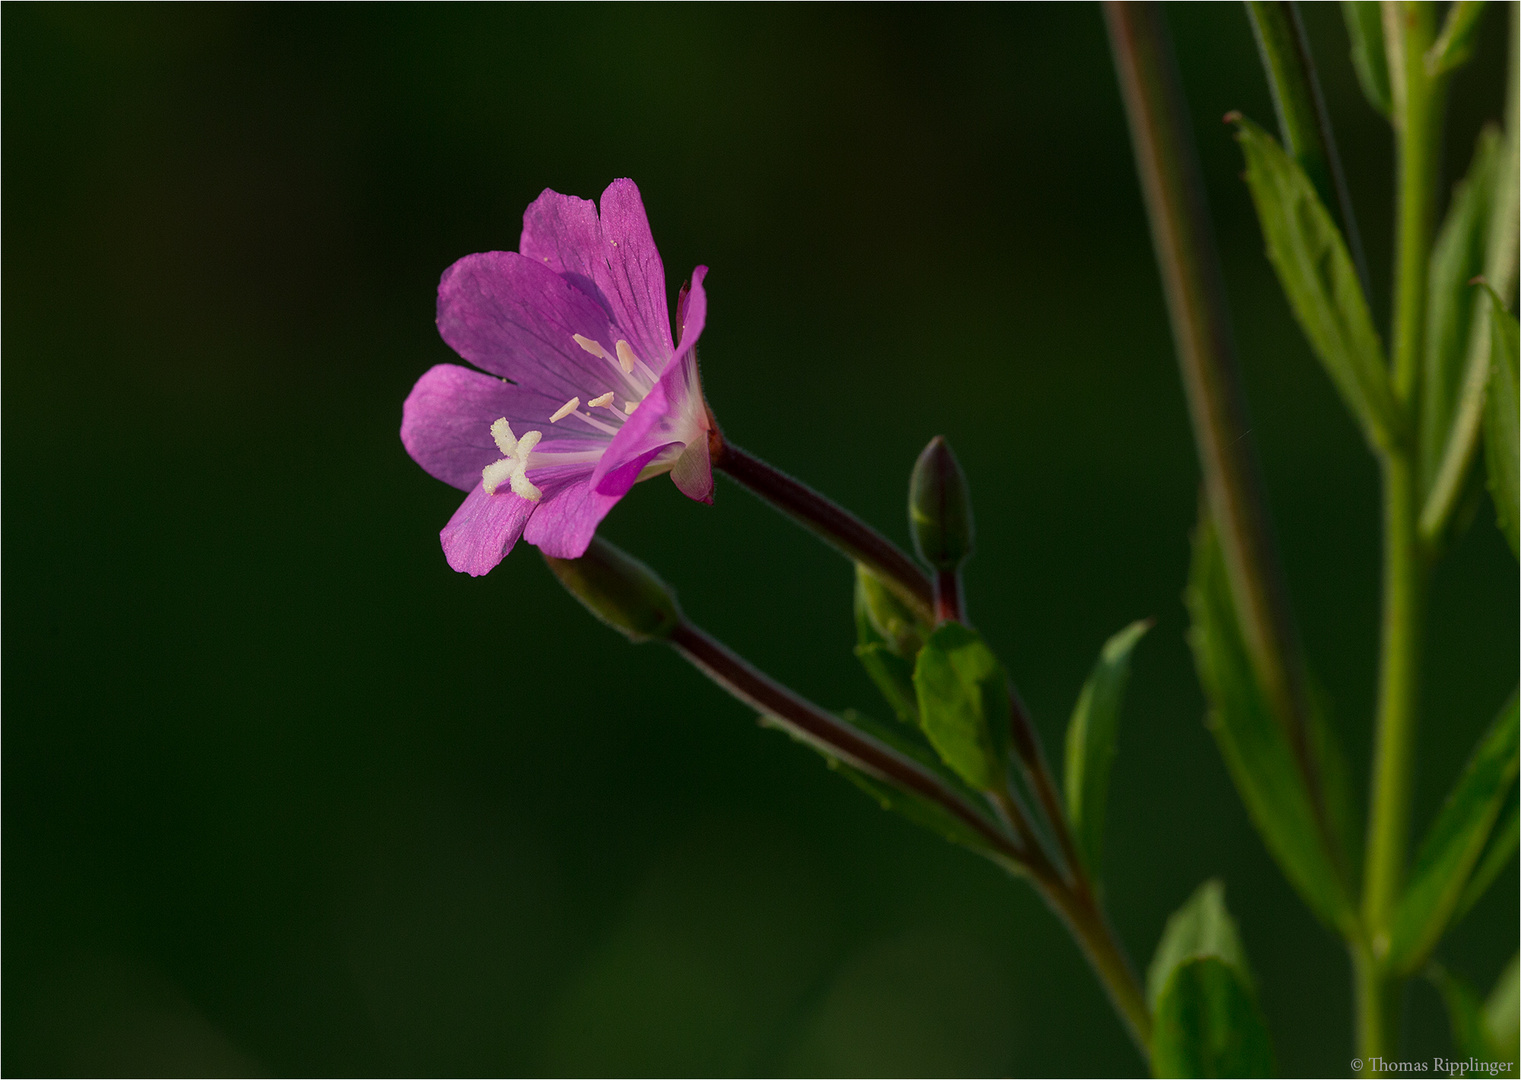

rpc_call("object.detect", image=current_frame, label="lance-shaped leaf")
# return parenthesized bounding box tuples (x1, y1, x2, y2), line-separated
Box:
(1233, 116, 1400, 454)
(1187, 514, 1356, 932)
(1148, 881, 1274, 1078)
(1342, 2, 1392, 117)
(1386, 692, 1520, 973)
(1482, 287, 1520, 557)
(1454, 783, 1518, 922)
(913, 622, 1010, 793)
(1064, 619, 1151, 874)
(1423, 130, 1502, 495)
(1427, 0, 1489, 76)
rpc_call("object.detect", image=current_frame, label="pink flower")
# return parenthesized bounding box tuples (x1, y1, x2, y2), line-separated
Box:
(401, 180, 714, 576)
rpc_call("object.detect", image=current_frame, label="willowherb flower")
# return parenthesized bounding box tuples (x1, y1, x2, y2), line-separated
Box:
(401, 179, 714, 576)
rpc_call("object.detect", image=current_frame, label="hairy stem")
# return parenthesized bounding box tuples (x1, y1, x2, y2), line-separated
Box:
(708, 432, 934, 623)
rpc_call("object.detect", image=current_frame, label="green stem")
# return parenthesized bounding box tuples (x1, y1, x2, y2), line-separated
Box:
(1354, 943, 1397, 1070)
(1359, 453, 1428, 1070)
(1386, 2, 1447, 404)
(1359, 5, 1442, 1065)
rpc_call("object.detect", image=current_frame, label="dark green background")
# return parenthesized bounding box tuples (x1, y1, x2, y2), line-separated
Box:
(5, 3, 1516, 1076)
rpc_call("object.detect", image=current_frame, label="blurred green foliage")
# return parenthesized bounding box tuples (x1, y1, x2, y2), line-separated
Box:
(3, 4, 1515, 1075)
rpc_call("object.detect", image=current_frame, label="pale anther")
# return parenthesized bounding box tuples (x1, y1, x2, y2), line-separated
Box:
(615, 340, 639, 374)
(550, 397, 580, 423)
(624, 399, 640, 415)
(588, 391, 615, 409)
(573, 334, 614, 362)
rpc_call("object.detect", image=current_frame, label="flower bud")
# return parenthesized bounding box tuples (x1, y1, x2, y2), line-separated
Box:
(908, 436, 974, 571)
(855, 563, 926, 657)
(543, 537, 682, 643)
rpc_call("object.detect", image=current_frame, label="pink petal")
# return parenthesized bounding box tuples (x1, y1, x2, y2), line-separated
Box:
(521, 476, 624, 559)
(436, 251, 639, 404)
(440, 483, 535, 577)
(520, 179, 674, 373)
(589, 268, 710, 498)
(402, 363, 605, 492)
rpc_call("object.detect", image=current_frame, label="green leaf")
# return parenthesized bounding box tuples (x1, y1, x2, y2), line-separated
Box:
(1427, 0, 1488, 76)
(1423, 129, 1503, 495)
(913, 622, 1010, 793)
(1482, 287, 1521, 557)
(1342, 2, 1392, 117)
(1186, 514, 1356, 932)
(1147, 882, 1273, 1078)
(1151, 959, 1274, 1079)
(1064, 619, 1151, 875)
(1147, 880, 1251, 1011)
(1454, 784, 1518, 922)
(1233, 116, 1400, 453)
(854, 563, 926, 658)
(1387, 692, 1520, 973)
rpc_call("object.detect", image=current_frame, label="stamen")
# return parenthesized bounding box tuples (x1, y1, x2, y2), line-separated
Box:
(588, 391, 615, 409)
(550, 397, 580, 423)
(624, 399, 640, 415)
(573, 334, 614, 363)
(615, 340, 639, 375)
(516, 430, 542, 456)
(490, 417, 517, 456)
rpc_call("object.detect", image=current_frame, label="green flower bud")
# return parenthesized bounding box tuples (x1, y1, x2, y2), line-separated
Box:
(543, 537, 682, 643)
(854, 563, 926, 657)
(908, 436, 974, 571)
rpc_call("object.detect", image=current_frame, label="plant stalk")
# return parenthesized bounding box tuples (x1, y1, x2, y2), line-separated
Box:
(1359, 4, 1442, 1066)
(708, 431, 935, 624)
